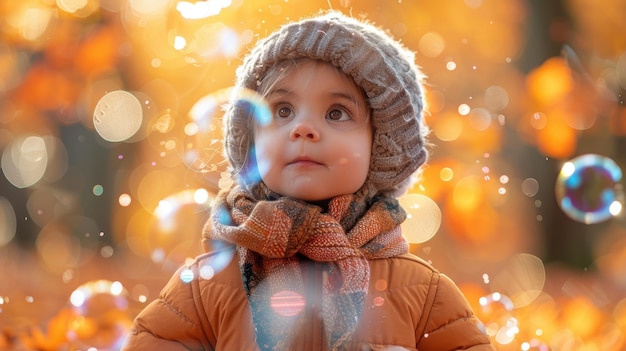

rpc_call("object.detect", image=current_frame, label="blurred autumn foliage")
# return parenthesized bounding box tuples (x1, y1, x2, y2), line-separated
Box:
(1, 0, 626, 350)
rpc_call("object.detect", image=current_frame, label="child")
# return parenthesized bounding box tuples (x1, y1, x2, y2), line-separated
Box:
(122, 11, 496, 351)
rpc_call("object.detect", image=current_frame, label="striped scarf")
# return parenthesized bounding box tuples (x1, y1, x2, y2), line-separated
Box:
(203, 183, 408, 350)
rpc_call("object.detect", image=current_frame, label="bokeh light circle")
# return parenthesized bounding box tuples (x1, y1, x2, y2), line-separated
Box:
(490, 253, 546, 308)
(555, 154, 623, 224)
(0, 196, 17, 247)
(1, 135, 48, 188)
(93, 90, 143, 142)
(398, 194, 442, 244)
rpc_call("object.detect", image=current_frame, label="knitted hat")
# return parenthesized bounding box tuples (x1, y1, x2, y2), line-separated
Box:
(225, 11, 428, 197)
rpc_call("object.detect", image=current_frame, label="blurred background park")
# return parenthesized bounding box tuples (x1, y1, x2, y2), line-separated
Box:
(1, 0, 626, 350)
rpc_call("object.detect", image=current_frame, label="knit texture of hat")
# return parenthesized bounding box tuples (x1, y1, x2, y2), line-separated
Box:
(225, 11, 428, 197)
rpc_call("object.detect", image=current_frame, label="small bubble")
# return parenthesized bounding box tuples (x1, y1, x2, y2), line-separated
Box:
(93, 185, 104, 196)
(180, 268, 194, 283)
(419, 32, 445, 58)
(530, 112, 547, 130)
(555, 154, 623, 224)
(164, 139, 176, 150)
(522, 178, 540, 197)
(174, 36, 187, 50)
(200, 265, 215, 280)
(184, 122, 199, 136)
(440, 167, 454, 182)
(119, 193, 132, 207)
(101, 245, 114, 258)
(373, 296, 385, 307)
(484, 86, 509, 112)
(131, 284, 150, 304)
(151, 248, 165, 263)
(63, 269, 74, 283)
(458, 104, 471, 115)
(497, 114, 506, 125)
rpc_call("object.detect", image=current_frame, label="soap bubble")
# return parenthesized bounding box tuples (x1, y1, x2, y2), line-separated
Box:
(479, 292, 519, 345)
(67, 280, 131, 349)
(555, 154, 623, 224)
(184, 87, 270, 184)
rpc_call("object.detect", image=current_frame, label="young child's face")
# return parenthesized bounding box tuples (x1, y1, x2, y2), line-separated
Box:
(253, 60, 372, 201)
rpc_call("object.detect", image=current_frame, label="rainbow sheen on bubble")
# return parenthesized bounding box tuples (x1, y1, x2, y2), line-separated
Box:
(555, 154, 623, 224)
(184, 87, 270, 187)
(270, 290, 306, 317)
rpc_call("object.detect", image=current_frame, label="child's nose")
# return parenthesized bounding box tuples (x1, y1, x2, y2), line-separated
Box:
(289, 122, 320, 141)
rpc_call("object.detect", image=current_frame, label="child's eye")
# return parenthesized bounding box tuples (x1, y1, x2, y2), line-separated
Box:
(327, 108, 350, 121)
(275, 105, 294, 119)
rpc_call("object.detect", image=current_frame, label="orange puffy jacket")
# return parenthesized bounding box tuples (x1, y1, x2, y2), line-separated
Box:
(122, 246, 495, 351)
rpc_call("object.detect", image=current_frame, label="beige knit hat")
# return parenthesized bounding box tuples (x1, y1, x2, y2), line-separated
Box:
(225, 11, 428, 197)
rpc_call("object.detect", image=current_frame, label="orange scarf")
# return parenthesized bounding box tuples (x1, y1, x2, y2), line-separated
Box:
(203, 183, 408, 350)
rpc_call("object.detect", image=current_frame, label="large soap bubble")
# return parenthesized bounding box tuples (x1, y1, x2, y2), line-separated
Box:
(555, 154, 623, 224)
(184, 87, 270, 186)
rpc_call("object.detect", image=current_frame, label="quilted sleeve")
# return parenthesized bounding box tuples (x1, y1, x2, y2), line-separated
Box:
(416, 273, 496, 351)
(121, 265, 212, 351)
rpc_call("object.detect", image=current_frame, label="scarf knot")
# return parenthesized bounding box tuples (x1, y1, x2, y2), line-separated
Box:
(203, 183, 408, 350)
